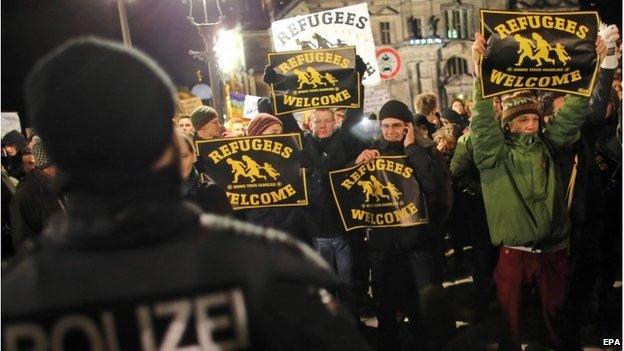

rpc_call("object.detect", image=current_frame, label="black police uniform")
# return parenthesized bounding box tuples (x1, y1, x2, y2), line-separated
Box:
(2, 195, 370, 351)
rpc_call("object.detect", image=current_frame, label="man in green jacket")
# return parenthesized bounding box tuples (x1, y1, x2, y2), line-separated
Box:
(471, 32, 593, 350)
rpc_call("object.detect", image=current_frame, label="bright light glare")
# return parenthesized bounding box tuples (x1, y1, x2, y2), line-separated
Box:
(214, 28, 244, 74)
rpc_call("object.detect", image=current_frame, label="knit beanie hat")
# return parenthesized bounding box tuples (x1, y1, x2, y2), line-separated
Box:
(247, 113, 283, 136)
(379, 100, 413, 123)
(190, 106, 218, 130)
(501, 91, 541, 126)
(1, 130, 27, 151)
(25, 37, 176, 173)
(31, 137, 51, 169)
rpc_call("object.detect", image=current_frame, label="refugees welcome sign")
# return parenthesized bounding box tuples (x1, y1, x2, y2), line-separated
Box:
(480, 10, 599, 97)
(196, 134, 308, 210)
(329, 156, 428, 231)
(271, 3, 380, 85)
(268, 47, 360, 115)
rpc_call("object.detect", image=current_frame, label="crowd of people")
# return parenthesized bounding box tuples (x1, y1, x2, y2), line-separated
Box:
(1, 24, 622, 351)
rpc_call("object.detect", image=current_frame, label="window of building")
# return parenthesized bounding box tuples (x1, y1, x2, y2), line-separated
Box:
(380, 22, 391, 44)
(408, 16, 422, 38)
(444, 8, 471, 39)
(445, 57, 469, 77)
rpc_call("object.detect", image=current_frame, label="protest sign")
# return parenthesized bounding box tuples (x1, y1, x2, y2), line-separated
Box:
(179, 97, 203, 116)
(480, 10, 599, 97)
(196, 134, 308, 210)
(329, 156, 428, 231)
(363, 85, 390, 117)
(268, 47, 360, 115)
(271, 3, 380, 85)
(243, 95, 261, 118)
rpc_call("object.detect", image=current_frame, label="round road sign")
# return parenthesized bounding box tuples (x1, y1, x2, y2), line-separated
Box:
(376, 47, 402, 80)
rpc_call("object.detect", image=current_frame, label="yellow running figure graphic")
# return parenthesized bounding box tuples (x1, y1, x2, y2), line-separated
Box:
(241, 155, 267, 182)
(369, 175, 390, 201)
(357, 179, 377, 202)
(262, 162, 280, 180)
(324, 73, 339, 86)
(306, 67, 327, 87)
(513, 34, 536, 66)
(553, 43, 571, 65)
(294, 69, 313, 89)
(531, 33, 555, 66)
(384, 182, 403, 201)
(226, 158, 250, 183)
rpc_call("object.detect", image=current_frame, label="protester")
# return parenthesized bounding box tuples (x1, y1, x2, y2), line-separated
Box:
(354, 100, 454, 350)
(413, 92, 440, 137)
(334, 107, 346, 127)
(450, 130, 497, 322)
(470, 32, 595, 350)
(300, 108, 360, 316)
(177, 115, 194, 135)
(227, 117, 246, 137)
(2, 37, 370, 350)
(191, 105, 223, 141)
(1, 130, 28, 180)
(9, 138, 64, 252)
(178, 132, 232, 216)
(20, 146, 35, 174)
(450, 98, 466, 117)
(242, 113, 312, 245)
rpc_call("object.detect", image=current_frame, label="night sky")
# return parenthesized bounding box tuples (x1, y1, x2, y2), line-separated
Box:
(2, 0, 620, 127)
(2, 0, 224, 127)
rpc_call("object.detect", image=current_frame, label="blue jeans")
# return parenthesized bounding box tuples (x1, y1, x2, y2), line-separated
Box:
(312, 236, 355, 315)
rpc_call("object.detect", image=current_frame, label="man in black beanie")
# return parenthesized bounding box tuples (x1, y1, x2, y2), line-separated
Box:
(2, 37, 370, 351)
(353, 99, 454, 350)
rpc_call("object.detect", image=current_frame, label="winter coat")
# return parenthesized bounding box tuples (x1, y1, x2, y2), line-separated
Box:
(470, 80, 589, 248)
(300, 129, 360, 238)
(2, 191, 371, 351)
(365, 138, 447, 251)
(181, 167, 232, 216)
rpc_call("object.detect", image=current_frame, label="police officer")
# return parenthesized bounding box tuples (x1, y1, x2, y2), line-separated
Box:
(2, 37, 370, 351)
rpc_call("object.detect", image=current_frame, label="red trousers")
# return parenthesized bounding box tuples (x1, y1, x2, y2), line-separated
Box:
(494, 247, 569, 350)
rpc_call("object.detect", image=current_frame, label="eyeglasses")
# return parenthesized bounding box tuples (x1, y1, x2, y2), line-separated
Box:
(380, 123, 405, 130)
(201, 119, 222, 129)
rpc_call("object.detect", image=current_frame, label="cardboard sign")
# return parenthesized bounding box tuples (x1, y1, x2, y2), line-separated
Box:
(329, 156, 428, 231)
(196, 134, 308, 210)
(179, 97, 204, 116)
(268, 47, 361, 115)
(243, 95, 261, 118)
(480, 10, 599, 98)
(363, 85, 390, 117)
(271, 3, 380, 85)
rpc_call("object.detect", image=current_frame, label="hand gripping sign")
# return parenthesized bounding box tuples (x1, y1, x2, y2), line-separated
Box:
(479, 10, 600, 98)
(329, 156, 428, 231)
(196, 134, 308, 210)
(268, 47, 361, 115)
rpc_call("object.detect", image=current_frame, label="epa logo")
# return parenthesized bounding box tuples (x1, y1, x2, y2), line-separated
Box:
(603, 338, 621, 346)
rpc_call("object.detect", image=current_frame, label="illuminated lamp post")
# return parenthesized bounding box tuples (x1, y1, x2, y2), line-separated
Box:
(187, 0, 225, 118)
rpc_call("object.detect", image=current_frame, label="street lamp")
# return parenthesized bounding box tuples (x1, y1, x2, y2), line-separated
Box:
(187, 0, 225, 118)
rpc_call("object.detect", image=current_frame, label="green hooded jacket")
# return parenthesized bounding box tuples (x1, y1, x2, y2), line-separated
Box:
(470, 80, 589, 247)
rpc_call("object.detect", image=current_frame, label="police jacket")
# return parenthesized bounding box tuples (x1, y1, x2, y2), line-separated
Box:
(2, 190, 370, 351)
(365, 138, 445, 251)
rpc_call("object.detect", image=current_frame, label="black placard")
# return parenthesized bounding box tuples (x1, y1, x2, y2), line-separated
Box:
(196, 134, 308, 210)
(329, 156, 428, 231)
(480, 10, 599, 97)
(268, 47, 361, 115)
